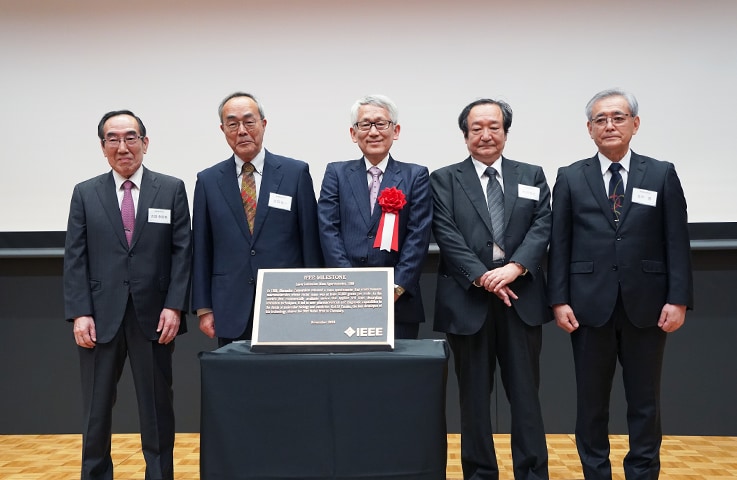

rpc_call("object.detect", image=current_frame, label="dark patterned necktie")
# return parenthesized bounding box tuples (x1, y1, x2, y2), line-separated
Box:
(121, 180, 135, 246)
(608, 163, 624, 223)
(241, 163, 257, 233)
(485, 166, 505, 251)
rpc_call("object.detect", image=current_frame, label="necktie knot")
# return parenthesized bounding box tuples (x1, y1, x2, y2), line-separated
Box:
(242, 162, 255, 175)
(369, 166, 382, 178)
(123, 180, 134, 191)
(485, 166, 498, 179)
(609, 162, 622, 173)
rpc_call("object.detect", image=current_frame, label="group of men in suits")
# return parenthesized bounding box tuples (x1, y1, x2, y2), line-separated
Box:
(63, 88, 692, 480)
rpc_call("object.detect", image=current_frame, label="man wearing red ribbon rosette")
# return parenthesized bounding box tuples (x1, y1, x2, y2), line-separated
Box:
(431, 99, 553, 480)
(318, 94, 432, 339)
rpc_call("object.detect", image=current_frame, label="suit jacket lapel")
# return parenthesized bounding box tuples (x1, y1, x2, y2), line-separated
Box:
(96, 172, 129, 249)
(370, 157, 404, 228)
(456, 157, 494, 237)
(130, 167, 159, 249)
(619, 151, 647, 228)
(253, 150, 284, 242)
(348, 159, 372, 227)
(501, 158, 518, 228)
(583, 155, 617, 229)
(217, 156, 252, 241)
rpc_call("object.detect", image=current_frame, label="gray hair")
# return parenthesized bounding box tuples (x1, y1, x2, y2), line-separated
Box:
(350, 94, 399, 125)
(585, 88, 639, 120)
(218, 92, 266, 122)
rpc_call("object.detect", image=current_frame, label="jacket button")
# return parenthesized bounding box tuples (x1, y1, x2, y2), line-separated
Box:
(123, 280, 129, 286)
(368, 234, 374, 239)
(360, 257, 367, 263)
(612, 265, 618, 271)
(487, 241, 493, 247)
(248, 278, 255, 285)
(616, 236, 622, 241)
(250, 250, 256, 256)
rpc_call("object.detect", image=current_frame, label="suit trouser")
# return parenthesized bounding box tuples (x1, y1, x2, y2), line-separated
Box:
(78, 298, 175, 480)
(447, 295, 548, 480)
(571, 294, 667, 480)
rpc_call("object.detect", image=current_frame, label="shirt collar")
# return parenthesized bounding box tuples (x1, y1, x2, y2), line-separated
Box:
(235, 149, 266, 175)
(113, 166, 143, 190)
(598, 150, 631, 175)
(364, 155, 390, 173)
(471, 156, 504, 180)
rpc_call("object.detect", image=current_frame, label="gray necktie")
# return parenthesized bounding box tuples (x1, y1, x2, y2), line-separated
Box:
(485, 166, 505, 251)
(369, 166, 382, 214)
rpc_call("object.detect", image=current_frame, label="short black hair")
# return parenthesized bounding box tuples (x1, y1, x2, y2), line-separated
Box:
(97, 110, 146, 139)
(458, 99, 513, 138)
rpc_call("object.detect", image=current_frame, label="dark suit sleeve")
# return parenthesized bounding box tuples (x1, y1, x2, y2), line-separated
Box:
(317, 162, 353, 267)
(191, 175, 213, 311)
(164, 179, 192, 312)
(63, 184, 93, 321)
(430, 168, 488, 287)
(663, 163, 693, 307)
(393, 166, 432, 294)
(296, 163, 324, 268)
(507, 166, 551, 280)
(547, 167, 572, 306)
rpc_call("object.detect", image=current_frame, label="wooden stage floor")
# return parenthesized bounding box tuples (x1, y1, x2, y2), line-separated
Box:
(1, 433, 735, 479)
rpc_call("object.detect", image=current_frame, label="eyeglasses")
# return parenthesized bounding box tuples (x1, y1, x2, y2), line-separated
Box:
(353, 120, 394, 132)
(224, 119, 262, 132)
(591, 114, 633, 128)
(103, 135, 143, 147)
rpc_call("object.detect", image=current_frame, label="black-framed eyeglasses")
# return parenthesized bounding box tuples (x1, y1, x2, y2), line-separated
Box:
(591, 114, 633, 127)
(103, 135, 143, 147)
(353, 120, 394, 132)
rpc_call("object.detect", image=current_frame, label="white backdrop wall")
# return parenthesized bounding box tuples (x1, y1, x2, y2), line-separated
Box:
(1, 0, 735, 231)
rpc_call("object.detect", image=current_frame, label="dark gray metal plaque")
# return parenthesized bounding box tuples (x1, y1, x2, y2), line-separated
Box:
(251, 267, 394, 352)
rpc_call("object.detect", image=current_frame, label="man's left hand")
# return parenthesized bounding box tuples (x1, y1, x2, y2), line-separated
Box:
(658, 303, 687, 333)
(157, 308, 181, 344)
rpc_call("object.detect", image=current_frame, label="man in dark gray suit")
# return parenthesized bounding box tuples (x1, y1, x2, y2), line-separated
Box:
(431, 99, 552, 480)
(548, 89, 693, 480)
(318, 94, 432, 339)
(64, 110, 192, 480)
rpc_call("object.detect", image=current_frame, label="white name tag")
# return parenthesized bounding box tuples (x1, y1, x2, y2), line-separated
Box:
(632, 188, 657, 207)
(268, 192, 292, 211)
(517, 184, 540, 201)
(148, 208, 171, 224)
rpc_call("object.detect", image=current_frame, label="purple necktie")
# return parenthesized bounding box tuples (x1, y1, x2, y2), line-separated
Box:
(369, 166, 382, 214)
(122, 180, 135, 246)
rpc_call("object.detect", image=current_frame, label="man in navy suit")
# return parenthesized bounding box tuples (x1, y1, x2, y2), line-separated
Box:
(431, 99, 552, 479)
(64, 110, 192, 480)
(548, 89, 693, 480)
(192, 92, 323, 346)
(317, 94, 432, 339)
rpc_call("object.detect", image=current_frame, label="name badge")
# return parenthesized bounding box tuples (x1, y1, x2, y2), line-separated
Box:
(268, 192, 292, 211)
(148, 208, 171, 224)
(632, 188, 657, 207)
(517, 184, 540, 201)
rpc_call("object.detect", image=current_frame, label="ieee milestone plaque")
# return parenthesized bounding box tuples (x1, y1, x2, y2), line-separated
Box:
(251, 267, 394, 352)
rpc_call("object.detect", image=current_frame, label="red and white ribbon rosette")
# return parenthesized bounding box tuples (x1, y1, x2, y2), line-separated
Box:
(373, 187, 407, 252)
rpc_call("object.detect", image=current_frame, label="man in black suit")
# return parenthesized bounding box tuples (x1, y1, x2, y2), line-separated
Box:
(317, 94, 432, 339)
(548, 88, 693, 480)
(192, 92, 323, 346)
(64, 110, 192, 480)
(431, 99, 552, 480)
